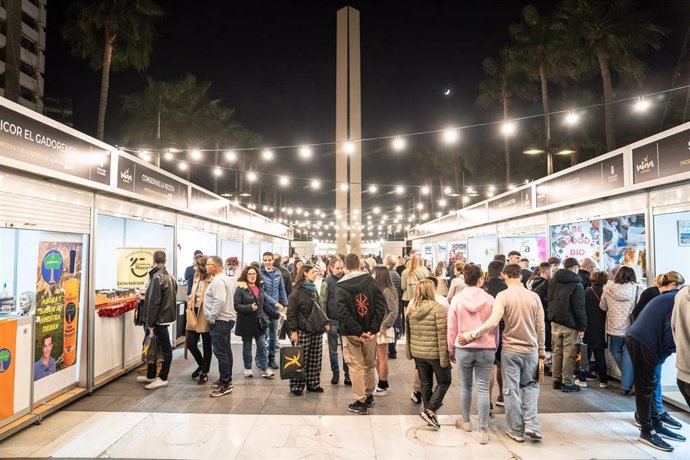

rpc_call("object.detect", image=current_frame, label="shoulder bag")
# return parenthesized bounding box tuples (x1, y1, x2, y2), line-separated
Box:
(301, 297, 329, 334)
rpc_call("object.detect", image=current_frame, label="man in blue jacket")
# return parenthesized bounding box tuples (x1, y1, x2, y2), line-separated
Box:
(627, 287, 686, 452)
(260, 252, 288, 369)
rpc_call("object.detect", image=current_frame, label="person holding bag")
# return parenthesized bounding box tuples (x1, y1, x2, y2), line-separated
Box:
(234, 266, 281, 379)
(287, 264, 329, 396)
(185, 254, 213, 384)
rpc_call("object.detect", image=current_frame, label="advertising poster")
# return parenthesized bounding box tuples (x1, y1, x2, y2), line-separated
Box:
(0, 319, 17, 419)
(678, 221, 690, 247)
(602, 214, 646, 279)
(448, 241, 467, 263)
(34, 241, 83, 381)
(502, 237, 547, 267)
(550, 221, 600, 264)
(116, 248, 164, 289)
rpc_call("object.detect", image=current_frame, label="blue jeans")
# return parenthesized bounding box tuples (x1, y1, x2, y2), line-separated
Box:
(609, 335, 634, 391)
(266, 317, 279, 362)
(243, 334, 268, 371)
(456, 347, 494, 429)
(501, 350, 541, 436)
(327, 320, 349, 377)
(210, 320, 235, 386)
(655, 360, 665, 413)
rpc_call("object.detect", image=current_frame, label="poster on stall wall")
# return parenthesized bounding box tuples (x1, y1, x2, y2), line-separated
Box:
(514, 237, 547, 267)
(602, 214, 647, 279)
(550, 221, 600, 265)
(116, 248, 165, 289)
(34, 241, 83, 381)
(0, 319, 17, 419)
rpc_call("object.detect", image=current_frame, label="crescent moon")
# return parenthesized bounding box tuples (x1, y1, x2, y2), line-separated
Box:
(444, 89, 451, 95)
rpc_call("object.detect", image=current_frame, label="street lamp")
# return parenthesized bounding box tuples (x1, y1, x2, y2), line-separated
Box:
(523, 147, 575, 176)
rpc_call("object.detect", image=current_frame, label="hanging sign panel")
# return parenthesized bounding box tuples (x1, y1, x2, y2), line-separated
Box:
(117, 156, 188, 209)
(632, 129, 690, 184)
(487, 188, 533, 220)
(0, 104, 110, 184)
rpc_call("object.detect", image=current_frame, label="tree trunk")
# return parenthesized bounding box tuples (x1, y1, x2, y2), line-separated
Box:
(539, 65, 550, 148)
(503, 95, 511, 186)
(97, 28, 115, 141)
(597, 51, 616, 151)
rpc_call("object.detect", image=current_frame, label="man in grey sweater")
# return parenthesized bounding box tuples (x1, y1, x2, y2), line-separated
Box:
(672, 285, 690, 409)
(204, 255, 237, 398)
(461, 264, 546, 443)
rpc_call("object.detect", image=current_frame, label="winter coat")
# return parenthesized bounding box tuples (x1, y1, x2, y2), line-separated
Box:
(405, 299, 449, 367)
(446, 275, 467, 303)
(401, 266, 430, 301)
(672, 285, 690, 382)
(389, 269, 402, 300)
(319, 273, 343, 320)
(578, 270, 592, 290)
(260, 266, 288, 308)
(448, 286, 498, 351)
(336, 272, 387, 336)
(234, 282, 279, 338)
(600, 282, 639, 336)
(628, 289, 680, 362)
(287, 285, 324, 333)
(144, 264, 177, 326)
(380, 287, 399, 330)
(584, 284, 606, 349)
(186, 275, 211, 333)
(277, 265, 293, 297)
(537, 269, 586, 331)
(632, 286, 661, 321)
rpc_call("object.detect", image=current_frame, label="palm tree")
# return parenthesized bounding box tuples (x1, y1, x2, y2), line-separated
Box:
(476, 47, 535, 185)
(559, 0, 666, 151)
(63, 0, 163, 140)
(510, 5, 579, 150)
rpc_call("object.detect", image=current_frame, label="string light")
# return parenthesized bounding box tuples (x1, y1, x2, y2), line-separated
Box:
(421, 186, 430, 195)
(442, 128, 459, 144)
(163, 151, 174, 161)
(392, 136, 406, 151)
(279, 175, 290, 186)
(343, 141, 355, 154)
(395, 185, 404, 195)
(501, 121, 516, 136)
(299, 146, 313, 159)
(310, 179, 321, 190)
(262, 149, 274, 161)
(178, 162, 187, 171)
(368, 184, 378, 193)
(247, 171, 257, 182)
(634, 96, 651, 113)
(225, 150, 237, 162)
(191, 149, 202, 160)
(564, 110, 579, 126)
(444, 186, 452, 195)
(340, 183, 349, 191)
(213, 167, 223, 177)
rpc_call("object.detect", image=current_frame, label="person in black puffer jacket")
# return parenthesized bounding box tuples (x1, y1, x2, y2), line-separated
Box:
(578, 271, 609, 387)
(535, 257, 586, 393)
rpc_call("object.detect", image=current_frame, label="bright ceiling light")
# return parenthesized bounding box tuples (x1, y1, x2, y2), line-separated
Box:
(299, 146, 312, 159)
(190, 149, 202, 160)
(225, 150, 237, 162)
(340, 183, 349, 191)
(395, 205, 402, 212)
(501, 121, 516, 136)
(310, 179, 321, 190)
(392, 136, 406, 151)
(634, 96, 651, 113)
(564, 110, 579, 126)
(442, 128, 459, 144)
(373, 207, 381, 214)
(395, 185, 404, 195)
(262, 149, 274, 161)
(438, 198, 447, 207)
(368, 184, 378, 193)
(416, 203, 424, 210)
(247, 171, 257, 182)
(140, 151, 152, 162)
(163, 151, 174, 161)
(213, 167, 223, 177)
(178, 162, 187, 171)
(343, 141, 355, 154)
(279, 175, 290, 187)
(444, 186, 452, 195)
(421, 186, 430, 195)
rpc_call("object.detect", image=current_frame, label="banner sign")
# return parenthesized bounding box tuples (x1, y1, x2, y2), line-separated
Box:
(190, 187, 228, 220)
(632, 129, 690, 184)
(550, 221, 600, 264)
(488, 188, 533, 220)
(34, 241, 83, 381)
(537, 154, 624, 207)
(0, 319, 17, 420)
(116, 248, 164, 289)
(117, 156, 188, 208)
(0, 104, 110, 185)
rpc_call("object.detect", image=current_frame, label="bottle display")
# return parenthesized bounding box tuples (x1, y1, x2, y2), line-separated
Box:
(62, 250, 79, 367)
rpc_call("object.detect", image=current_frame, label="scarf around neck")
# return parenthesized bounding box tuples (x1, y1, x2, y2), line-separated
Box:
(302, 282, 317, 294)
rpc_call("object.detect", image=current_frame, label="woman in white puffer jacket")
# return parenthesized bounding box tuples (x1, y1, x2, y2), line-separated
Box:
(599, 266, 640, 395)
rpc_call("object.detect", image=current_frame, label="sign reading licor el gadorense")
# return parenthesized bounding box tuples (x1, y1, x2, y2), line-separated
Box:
(0, 103, 111, 185)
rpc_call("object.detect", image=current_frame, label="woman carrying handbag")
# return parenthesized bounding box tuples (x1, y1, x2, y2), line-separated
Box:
(186, 254, 213, 384)
(287, 264, 329, 396)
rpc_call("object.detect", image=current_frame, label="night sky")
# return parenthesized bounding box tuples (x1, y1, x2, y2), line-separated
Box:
(44, 0, 690, 237)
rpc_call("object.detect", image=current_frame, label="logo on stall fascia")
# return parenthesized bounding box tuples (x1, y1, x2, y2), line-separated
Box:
(120, 168, 133, 184)
(636, 155, 655, 174)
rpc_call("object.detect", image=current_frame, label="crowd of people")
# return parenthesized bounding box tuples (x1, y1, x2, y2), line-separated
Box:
(134, 248, 690, 451)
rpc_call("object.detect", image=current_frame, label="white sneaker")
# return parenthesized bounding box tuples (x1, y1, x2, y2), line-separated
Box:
(575, 379, 588, 388)
(374, 386, 389, 396)
(456, 418, 472, 432)
(479, 429, 489, 445)
(144, 377, 168, 390)
(262, 369, 275, 379)
(599, 382, 610, 389)
(244, 369, 253, 377)
(137, 376, 155, 383)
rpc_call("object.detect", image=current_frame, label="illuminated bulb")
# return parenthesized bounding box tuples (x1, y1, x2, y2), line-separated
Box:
(438, 199, 447, 207)
(163, 152, 174, 161)
(634, 96, 651, 113)
(564, 110, 579, 126)
(213, 167, 223, 177)
(262, 149, 274, 161)
(225, 150, 237, 162)
(501, 121, 516, 136)
(444, 186, 452, 195)
(489, 185, 496, 192)
(343, 141, 355, 154)
(392, 136, 406, 151)
(416, 203, 424, 210)
(373, 207, 381, 214)
(310, 179, 321, 190)
(339, 183, 349, 191)
(279, 175, 290, 186)
(299, 146, 313, 159)
(178, 162, 188, 171)
(191, 149, 202, 160)
(421, 186, 430, 195)
(395, 185, 404, 195)
(395, 206, 402, 212)
(368, 184, 378, 193)
(247, 171, 257, 182)
(140, 152, 152, 162)
(442, 128, 459, 144)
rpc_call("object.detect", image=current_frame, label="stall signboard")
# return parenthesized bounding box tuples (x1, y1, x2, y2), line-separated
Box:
(632, 129, 690, 184)
(0, 319, 17, 419)
(502, 236, 547, 267)
(34, 241, 83, 382)
(488, 188, 533, 220)
(448, 241, 467, 263)
(0, 104, 110, 185)
(550, 221, 600, 264)
(537, 154, 624, 207)
(190, 187, 228, 220)
(116, 248, 165, 288)
(117, 156, 188, 209)
(602, 214, 646, 279)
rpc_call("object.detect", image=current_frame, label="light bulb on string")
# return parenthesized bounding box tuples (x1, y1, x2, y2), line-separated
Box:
(213, 167, 223, 177)
(421, 186, 430, 195)
(279, 176, 290, 187)
(564, 110, 579, 126)
(634, 96, 651, 113)
(392, 136, 406, 151)
(191, 149, 202, 161)
(442, 128, 459, 144)
(343, 141, 355, 154)
(395, 185, 404, 195)
(444, 186, 452, 195)
(262, 149, 274, 161)
(178, 162, 188, 171)
(247, 171, 257, 182)
(310, 179, 321, 190)
(225, 150, 237, 162)
(299, 146, 312, 159)
(368, 184, 378, 193)
(501, 121, 516, 136)
(340, 183, 349, 192)
(163, 151, 174, 161)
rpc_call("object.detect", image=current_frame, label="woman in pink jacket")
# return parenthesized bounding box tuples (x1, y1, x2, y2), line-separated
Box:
(448, 264, 499, 445)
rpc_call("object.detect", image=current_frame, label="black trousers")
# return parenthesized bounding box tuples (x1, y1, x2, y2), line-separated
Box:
(414, 358, 452, 413)
(577, 348, 608, 383)
(626, 336, 660, 434)
(186, 330, 212, 373)
(146, 324, 172, 381)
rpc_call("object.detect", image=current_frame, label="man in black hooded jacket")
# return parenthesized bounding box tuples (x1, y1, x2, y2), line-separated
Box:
(337, 253, 386, 415)
(535, 257, 586, 393)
